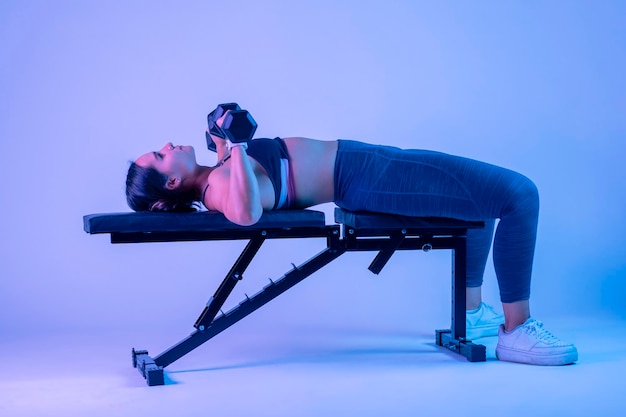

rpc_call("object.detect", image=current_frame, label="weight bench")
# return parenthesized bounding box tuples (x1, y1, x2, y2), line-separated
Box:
(83, 208, 487, 386)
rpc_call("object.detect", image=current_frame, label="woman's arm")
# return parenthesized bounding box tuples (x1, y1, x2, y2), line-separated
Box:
(208, 110, 263, 225)
(219, 145, 263, 226)
(207, 129, 230, 165)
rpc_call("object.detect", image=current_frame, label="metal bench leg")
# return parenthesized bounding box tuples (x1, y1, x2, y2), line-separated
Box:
(436, 236, 486, 362)
(132, 245, 345, 385)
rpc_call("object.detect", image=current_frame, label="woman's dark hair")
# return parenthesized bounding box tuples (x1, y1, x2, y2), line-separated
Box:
(126, 162, 199, 212)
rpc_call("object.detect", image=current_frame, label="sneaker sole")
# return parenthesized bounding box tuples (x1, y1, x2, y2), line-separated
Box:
(496, 345, 578, 366)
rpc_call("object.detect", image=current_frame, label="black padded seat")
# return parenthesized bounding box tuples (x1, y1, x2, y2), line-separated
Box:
(334, 208, 483, 231)
(83, 210, 326, 234)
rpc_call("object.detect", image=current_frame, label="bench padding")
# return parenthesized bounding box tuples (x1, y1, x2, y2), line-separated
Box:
(84, 210, 326, 234)
(334, 208, 483, 230)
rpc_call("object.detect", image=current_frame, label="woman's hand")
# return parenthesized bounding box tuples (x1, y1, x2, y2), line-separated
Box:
(208, 111, 231, 163)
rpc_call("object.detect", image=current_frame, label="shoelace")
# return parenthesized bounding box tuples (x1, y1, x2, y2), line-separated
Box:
(522, 320, 562, 344)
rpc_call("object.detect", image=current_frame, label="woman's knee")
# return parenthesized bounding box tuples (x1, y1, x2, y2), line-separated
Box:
(505, 174, 539, 216)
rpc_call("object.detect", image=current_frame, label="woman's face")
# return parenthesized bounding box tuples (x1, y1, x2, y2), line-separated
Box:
(135, 142, 197, 180)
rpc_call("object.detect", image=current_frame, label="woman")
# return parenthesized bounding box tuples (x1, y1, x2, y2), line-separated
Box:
(126, 111, 578, 366)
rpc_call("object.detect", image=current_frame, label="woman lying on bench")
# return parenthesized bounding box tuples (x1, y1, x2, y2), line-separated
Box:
(124, 108, 578, 366)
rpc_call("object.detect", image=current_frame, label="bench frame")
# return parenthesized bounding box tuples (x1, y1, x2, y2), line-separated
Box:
(87, 209, 486, 386)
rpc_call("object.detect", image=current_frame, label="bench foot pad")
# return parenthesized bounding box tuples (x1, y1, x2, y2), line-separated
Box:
(435, 329, 487, 362)
(132, 348, 164, 386)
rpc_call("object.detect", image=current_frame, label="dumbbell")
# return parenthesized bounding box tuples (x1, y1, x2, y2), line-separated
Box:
(205, 103, 258, 152)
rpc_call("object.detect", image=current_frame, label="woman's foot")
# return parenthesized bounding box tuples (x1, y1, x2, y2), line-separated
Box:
(466, 302, 504, 339)
(496, 318, 578, 365)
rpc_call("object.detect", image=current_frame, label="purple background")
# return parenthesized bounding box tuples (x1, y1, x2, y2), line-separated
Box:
(0, 1, 625, 414)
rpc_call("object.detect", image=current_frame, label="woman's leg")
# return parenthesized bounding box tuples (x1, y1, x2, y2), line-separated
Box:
(334, 141, 577, 365)
(465, 219, 504, 339)
(502, 300, 531, 331)
(465, 220, 496, 310)
(334, 140, 537, 305)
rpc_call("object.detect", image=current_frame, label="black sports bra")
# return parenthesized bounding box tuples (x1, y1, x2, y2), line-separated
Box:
(245, 138, 291, 209)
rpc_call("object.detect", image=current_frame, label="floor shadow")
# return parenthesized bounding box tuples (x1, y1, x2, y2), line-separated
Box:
(168, 339, 465, 375)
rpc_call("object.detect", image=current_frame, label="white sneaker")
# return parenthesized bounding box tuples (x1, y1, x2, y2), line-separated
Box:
(496, 318, 578, 365)
(466, 302, 504, 339)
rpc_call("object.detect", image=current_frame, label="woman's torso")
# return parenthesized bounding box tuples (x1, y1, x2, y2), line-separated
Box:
(209, 137, 338, 211)
(282, 137, 338, 208)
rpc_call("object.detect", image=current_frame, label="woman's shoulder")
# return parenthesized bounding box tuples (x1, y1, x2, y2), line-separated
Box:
(202, 167, 229, 211)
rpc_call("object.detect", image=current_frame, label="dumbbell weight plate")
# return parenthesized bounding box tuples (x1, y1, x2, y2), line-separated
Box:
(206, 103, 243, 151)
(222, 110, 258, 143)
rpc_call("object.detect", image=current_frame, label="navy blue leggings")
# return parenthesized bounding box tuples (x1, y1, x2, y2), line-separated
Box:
(333, 140, 539, 303)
